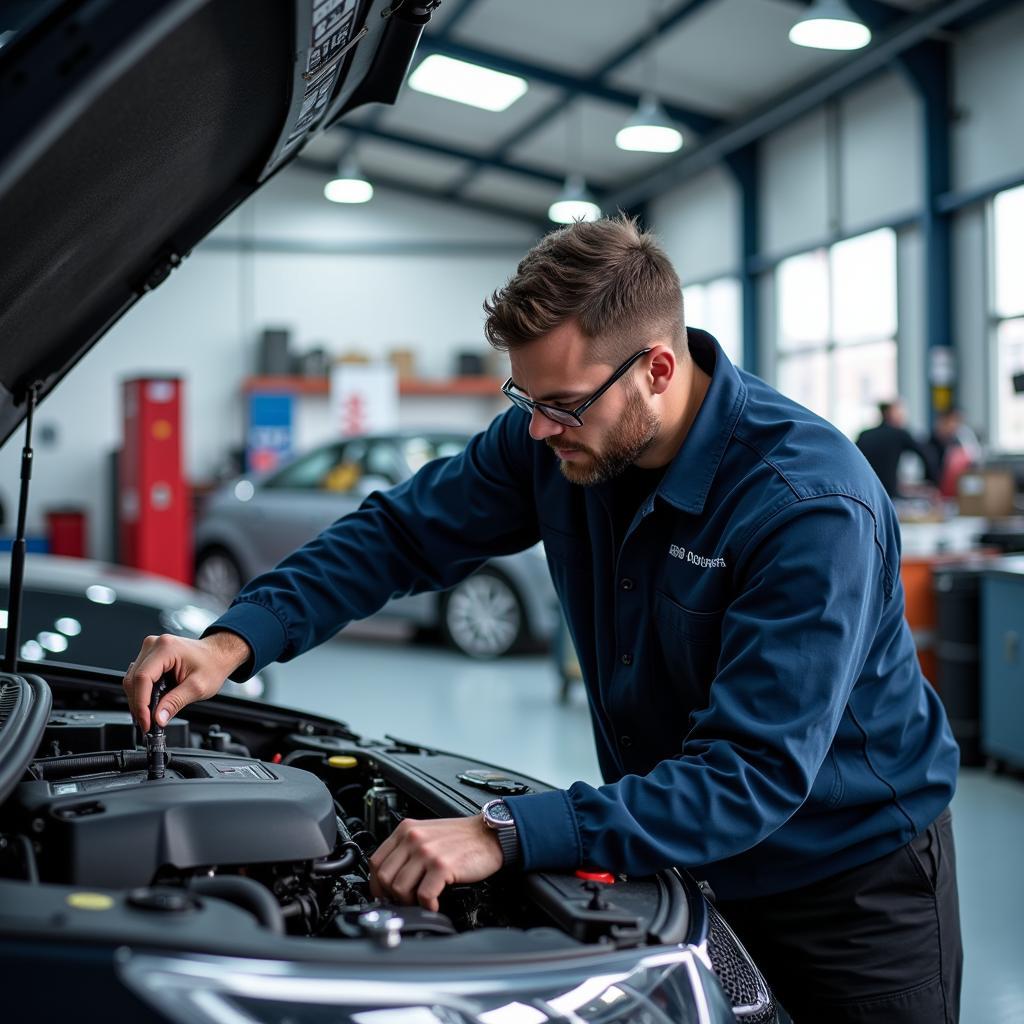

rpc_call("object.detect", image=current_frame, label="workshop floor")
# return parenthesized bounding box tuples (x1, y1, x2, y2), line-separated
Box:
(274, 628, 1024, 1024)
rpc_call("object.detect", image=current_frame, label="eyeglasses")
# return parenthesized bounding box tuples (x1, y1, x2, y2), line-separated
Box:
(501, 348, 652, 428)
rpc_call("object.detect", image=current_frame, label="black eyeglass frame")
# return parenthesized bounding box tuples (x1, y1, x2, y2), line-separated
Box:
(501, 347, 652, 428)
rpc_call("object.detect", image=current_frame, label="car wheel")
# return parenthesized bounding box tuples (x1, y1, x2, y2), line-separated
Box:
(440, 570, 526, 659)
(195, 548, 244, 606)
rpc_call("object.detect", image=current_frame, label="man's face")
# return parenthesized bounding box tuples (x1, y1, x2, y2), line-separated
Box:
(507, 320, 659, 486)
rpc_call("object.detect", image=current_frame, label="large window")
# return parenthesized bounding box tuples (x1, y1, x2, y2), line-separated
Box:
(992, 184, 1024, 451)
(683, 277, 743, 368)
(775, 228, 898, 438)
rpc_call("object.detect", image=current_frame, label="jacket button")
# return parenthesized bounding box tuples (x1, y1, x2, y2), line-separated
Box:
(619, 735, 633, 749)
(620, 578, 634, 591)
(621, 653, 633, 666)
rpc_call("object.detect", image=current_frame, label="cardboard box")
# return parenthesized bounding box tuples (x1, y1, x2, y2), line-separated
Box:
(957, 469, 1016, 518)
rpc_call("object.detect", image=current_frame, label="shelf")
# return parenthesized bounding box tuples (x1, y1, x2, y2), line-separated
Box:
(243, 375, 505, 398)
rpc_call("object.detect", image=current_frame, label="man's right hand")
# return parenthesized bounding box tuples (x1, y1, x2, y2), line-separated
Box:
(123, 631, 253, 732)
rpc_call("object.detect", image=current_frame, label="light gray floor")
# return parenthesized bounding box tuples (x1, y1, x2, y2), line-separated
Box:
(273, 628, 1024, 1024)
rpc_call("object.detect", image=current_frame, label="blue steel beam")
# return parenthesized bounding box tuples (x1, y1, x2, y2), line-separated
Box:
(445, 0, 723, 200)
(607, 0, 1011, 211)
(335, 122, 605, 190)
(417, 37, 723, 136)
(724, 146, 761, 377)
(295, 155, 550, 229)
(336, 0, 486, 168)
(847, 1, 955, 418)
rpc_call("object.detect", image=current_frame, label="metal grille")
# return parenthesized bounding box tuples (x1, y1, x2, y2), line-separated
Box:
(706, 902, 778, 1023)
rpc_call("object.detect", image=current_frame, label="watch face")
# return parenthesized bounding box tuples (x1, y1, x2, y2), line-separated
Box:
(486, 800, 513, 824)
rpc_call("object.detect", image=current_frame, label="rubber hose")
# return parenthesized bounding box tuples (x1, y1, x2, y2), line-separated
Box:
(31, 750, 149, 780)
(187, 876, 284, 935)
(30, 750, 209, 781)
(310, 842, 361, 876)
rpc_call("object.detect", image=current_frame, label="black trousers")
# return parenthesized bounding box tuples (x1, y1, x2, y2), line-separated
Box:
(716, 808, 962, 1023)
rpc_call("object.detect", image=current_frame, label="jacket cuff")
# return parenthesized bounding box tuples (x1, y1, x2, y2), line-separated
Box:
(505, 789, 581, 872)
(203, 600, 288, 680)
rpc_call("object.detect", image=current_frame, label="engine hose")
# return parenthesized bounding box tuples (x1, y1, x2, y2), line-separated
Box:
(186, 876, 284, 935)
(311, 842, 361, 876)
(13, 834, 38, 883)
(30, 751, 208, 781)
(30, 750, 149, 780)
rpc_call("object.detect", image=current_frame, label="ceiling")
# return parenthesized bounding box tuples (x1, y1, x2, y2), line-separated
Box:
(295, 0, 966, 224)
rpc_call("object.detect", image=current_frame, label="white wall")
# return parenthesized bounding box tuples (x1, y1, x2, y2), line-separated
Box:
(839, 71, 921, 234)
(648, 166, 740, 284)
(760, 106, 831, 259)
(0, 176, 538, 560)
(952, 3, 1024, 195)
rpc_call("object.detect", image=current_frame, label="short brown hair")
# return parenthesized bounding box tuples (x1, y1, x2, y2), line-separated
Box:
(483, 215, 686, 364)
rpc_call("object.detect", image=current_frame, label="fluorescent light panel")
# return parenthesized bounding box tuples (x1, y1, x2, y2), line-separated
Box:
(409, 54, 528, 111)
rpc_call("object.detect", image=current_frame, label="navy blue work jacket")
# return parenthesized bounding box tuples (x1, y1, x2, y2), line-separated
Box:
(211, 329, 959, 899)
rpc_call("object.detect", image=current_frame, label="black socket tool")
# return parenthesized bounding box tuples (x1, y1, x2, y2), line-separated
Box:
(146, 672, 175, 781)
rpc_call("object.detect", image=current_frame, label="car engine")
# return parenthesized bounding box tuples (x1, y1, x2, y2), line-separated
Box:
(0, 679, 780, 1023)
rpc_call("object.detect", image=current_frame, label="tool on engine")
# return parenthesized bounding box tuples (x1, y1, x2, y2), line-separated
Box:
(146, 673, 175, 781)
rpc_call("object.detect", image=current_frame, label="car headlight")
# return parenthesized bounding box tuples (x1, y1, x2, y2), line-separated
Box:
(118, 946, 738, 1024)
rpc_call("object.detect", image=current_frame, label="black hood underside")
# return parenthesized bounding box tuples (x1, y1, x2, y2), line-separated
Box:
(0, 0, 428, 444)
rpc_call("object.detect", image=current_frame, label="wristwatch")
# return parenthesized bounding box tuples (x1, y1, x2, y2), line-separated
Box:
(481, 798, 520, 867)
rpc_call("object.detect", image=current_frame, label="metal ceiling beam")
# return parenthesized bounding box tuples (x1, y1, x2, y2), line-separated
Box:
(418, 37, 723, 136)
(445, 0, 722, 199)
(294, 155, 549, 229)
(336, 0, 486, 168)
(335, 122, 591, 189)
(608, 0, 1013, 211)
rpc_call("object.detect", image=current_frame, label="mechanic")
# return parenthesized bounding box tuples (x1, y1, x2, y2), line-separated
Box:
(124, 216, 962, 1023)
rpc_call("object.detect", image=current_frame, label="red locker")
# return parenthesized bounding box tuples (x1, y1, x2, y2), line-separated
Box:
(118, 378, 191, 583)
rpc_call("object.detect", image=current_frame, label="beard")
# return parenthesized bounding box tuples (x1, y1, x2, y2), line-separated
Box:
(548, 382, 659, 486)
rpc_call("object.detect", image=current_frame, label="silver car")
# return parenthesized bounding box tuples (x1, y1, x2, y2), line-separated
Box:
(194, 431, 561, 659)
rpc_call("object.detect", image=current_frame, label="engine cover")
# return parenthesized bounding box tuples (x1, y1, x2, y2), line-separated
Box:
(11, 754, 336, 887)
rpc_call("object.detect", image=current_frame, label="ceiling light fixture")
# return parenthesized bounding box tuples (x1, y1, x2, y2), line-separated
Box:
(616, 94, 683, 153)
(548, 174, 602, 224)
(408, 54, 528, 112)
(324, 157, 374, 204)
(789, 0, 872, 50)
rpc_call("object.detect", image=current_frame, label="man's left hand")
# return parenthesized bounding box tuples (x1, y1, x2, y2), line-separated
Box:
(369, 815, 504, 911)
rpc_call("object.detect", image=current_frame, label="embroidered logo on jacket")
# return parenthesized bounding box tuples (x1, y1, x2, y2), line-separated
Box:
(669, 544, 726, 569)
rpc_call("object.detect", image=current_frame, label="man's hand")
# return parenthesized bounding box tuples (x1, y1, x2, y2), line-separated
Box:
(123, 631, 252, 731)
(369, 816, 504, 912)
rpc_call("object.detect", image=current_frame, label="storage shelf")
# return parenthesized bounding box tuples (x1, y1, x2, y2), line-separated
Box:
(243, 375, 504, 398)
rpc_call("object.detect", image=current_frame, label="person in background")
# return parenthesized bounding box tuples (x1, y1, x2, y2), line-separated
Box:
(925, 408, 981, 499)
(856, 399, 938, 498)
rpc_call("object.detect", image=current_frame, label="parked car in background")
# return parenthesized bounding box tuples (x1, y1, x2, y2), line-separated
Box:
(0, 553, 270, 702)
(194, 431, 561, 659)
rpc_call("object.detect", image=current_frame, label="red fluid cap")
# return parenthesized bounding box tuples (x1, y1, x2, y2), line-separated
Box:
(575, 870, 616, 884)
(271, 753, 283, 764)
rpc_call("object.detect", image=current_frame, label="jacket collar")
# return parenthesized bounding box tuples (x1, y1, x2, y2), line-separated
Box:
(656, 328, 747, 516)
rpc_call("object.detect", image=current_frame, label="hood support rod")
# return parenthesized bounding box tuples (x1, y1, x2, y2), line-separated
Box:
(5, 383, 40, 674)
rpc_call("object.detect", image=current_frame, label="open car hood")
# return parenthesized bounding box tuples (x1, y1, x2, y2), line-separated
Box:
(0, 0, 435, 445)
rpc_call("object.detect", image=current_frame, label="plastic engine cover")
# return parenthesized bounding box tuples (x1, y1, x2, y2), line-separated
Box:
(12, 755, 336, 887)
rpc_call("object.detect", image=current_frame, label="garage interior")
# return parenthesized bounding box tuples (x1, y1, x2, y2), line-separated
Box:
(1, 0, 1023, 1020)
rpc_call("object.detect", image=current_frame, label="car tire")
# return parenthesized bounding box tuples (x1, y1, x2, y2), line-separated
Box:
(440, 569, 527, 659)
(195, 547, 244, 607)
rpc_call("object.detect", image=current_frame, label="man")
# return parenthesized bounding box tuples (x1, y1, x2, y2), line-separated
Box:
(856, 398, 938, 498)
(124, 217, 961, 1023)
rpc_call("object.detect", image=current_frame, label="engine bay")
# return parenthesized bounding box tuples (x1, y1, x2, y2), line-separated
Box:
(0, 684, 694, 953)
